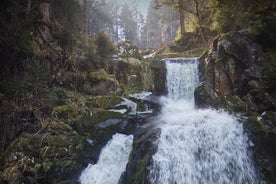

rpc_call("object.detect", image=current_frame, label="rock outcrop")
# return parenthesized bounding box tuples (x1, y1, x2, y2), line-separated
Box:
(196, 32, 268, 106)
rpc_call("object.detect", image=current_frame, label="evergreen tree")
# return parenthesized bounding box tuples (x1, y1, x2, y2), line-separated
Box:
(87, 0, 112, 34)
(120, 3, 138, 44)
(141, 0, 179, 48)
(154, 0, 186, 38)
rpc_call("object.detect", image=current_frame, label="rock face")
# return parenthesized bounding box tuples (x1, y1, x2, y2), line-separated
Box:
(149, 60, 167, 95)
(195, 31, 276, 182)
(196, 32, 267, 105)
(120, 118, 160, 184)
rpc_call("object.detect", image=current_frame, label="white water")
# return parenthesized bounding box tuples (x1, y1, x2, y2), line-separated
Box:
(79, 133, 133, 184)
(166, 58, 198, 101)
(149, 58, 262, 184)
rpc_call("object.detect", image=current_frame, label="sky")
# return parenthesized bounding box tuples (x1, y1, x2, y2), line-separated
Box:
(106, 0, 151, 17)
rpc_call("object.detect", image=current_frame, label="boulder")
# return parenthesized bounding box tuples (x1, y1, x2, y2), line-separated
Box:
(85, 69, 119, 95)
(109, 58, 154, 94)
(195, 31, 268, 108)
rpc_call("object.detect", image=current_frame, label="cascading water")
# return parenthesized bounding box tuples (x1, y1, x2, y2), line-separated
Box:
(149, 58, 263, 184)
(79, 133, 133, 184)
(166, 58, 198, 101)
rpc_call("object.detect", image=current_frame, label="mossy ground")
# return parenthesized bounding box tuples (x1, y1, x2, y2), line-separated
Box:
(0, 86, 128, 183)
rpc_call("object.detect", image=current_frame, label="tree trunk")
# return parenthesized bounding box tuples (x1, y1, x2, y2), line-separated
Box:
(27, 0, 31, 13)
(83, 0, 88, 45)
(178, 0, 185, 38)
(39, 3, 50, 24)
(194, 0, 206, 41)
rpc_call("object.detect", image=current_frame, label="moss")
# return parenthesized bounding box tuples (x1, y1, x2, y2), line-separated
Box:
(45, 120, 73, 134)
(89, 69, 110, 81)
(0, 125, 84, 183)
(53, 87, 69, 99)
(52, 104, 78, 119)
(87, 95, 122, 109)
(124, 86, 144, 95)
(200, 49, 209, 58)
(225, 95, 246, 112)
(93, 109, 123, 123)
(263, 49, 276, 92)
(249, 113, 269, 136)
(134, 154, 150, 184)
(85, 71, 119, 95)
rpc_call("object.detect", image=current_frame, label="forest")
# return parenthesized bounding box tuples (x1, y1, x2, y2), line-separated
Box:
(0, 0, 275, 183)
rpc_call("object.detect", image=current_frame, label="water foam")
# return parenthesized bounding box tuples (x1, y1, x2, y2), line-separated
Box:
(79, 133, 133, 184)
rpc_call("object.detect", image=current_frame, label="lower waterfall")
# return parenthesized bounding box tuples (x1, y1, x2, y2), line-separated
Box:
(149, 58, 262, 184)
(79, 133, 133, 184)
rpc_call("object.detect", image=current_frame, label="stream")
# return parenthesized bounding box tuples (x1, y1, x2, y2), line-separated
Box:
(79, 58, 263, 184)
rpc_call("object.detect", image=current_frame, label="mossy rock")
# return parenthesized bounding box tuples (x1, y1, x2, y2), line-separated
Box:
(247, 112, 269, 136)
(87, 69, 120, 95)
(124, 85, 145, 95)
(248, 89, 276, 112)
(73, 109, 124, 136)
(45, 120, 74, 135)
(88, 69, 110, 81)
(86, 95, 122, 109)
(194, 83, 221, 108)
(51, 92, 91, 123)
(224, 95, 246, 112)
(52, 104, 78, 119)
(93, 109, 124, 123)
(121, 57, 141, 65)
(133, 153, 150, 184)
(0, 118, 85, 183)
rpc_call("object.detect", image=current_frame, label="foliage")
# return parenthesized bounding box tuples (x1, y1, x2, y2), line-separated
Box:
(263, 49, 276, 92)
(120, 4, 139, 44)
(50, 0, 82, 30)
(117, 41, 141, 59)
(210, 0, 276, 33)
(50, 0, 82, 50)
(88, 0, 112, 34)
(142, 1, 179, 48)
(95, 31, 116, 61)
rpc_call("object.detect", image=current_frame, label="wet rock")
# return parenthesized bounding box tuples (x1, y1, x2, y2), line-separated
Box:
(225, 95, 246, 112)
(244, 111, 276, 182)
(97, 119, 123, 128)
(120, 118, 161, 184)
(109, 58, 154, 94)
(149, 60, 167, 95)
(194, 82, 220, 108)
(85, 69, 119, 95)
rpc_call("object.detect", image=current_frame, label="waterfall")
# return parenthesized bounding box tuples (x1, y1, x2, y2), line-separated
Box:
(79, 133, 133, 184)
(166, 58, 198, 101)
(149, 58, 262, 184)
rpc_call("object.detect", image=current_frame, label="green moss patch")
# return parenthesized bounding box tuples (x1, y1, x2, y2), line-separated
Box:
(134, 153, 150, 184)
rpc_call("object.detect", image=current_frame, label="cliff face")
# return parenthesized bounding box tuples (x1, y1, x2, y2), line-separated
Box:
(196, 32, 269, 106)
(195, 31, 276, 182)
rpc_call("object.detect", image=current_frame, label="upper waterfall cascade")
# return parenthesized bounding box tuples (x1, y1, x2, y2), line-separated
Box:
(149, 58, 263, 184)
(166, 58, 198, 101)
